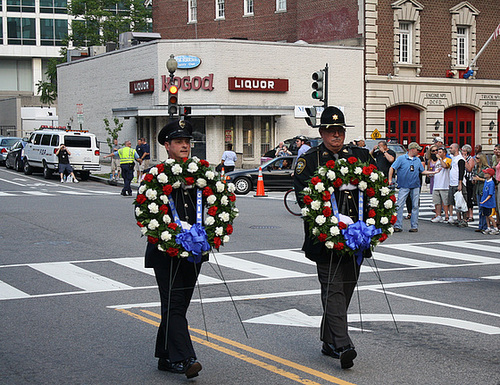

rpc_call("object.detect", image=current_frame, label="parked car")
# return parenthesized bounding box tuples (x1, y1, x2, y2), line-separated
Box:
(226, 155, 297, 194)
(0, 136, 22, 165)
(263, 136, 323, 158)
(4, 139, 28, 171)
(363, 139, 407, 158)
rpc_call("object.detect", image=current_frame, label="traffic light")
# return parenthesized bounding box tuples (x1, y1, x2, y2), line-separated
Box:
(304, 107, 317, 127)
(311, 70, 325, 100)
(168, 84, 179, 116)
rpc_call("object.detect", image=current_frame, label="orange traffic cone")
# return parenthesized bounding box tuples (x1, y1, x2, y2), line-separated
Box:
(254, 167, 268, 197)
(221, 167, 226, 183)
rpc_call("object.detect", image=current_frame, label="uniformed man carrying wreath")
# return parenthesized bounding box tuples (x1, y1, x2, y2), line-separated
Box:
(293, 106, 375, 370)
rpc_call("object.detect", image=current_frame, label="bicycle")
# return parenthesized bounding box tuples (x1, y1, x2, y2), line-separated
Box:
(284, 188, 302, 216)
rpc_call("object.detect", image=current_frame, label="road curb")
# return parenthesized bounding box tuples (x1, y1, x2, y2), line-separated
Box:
(89, 174, 140, 189)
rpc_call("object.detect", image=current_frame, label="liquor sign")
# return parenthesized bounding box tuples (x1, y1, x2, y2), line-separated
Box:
(228, 77, 288, 92)
(130, 78, 155, 94)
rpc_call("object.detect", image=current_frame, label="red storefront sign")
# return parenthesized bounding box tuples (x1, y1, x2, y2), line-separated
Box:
(228, 77, 288, 92)
(130, 78, 155, 94)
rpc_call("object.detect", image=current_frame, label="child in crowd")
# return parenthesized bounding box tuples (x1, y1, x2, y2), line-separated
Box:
(479, 168, 498, 235)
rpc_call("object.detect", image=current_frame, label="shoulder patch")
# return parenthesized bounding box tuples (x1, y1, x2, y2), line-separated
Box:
(295, 158, 306, 174)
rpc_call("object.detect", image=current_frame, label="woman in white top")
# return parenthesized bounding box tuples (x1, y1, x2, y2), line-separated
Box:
(220, 143, 237, 172)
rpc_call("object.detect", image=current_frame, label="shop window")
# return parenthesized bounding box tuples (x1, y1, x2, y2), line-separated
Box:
(40, 0, 67, 14)
(7, 17, 36, 45)
(225, 116, 235, 144)
(276, 0, 286, 12)
(40, 19, 68, 46)
(243, 117, 254, 158)
(244, 0, 254, 16)
(216, 0, 225, 19)
(188, 0, 197, 23)
(261, 117, 272, 156)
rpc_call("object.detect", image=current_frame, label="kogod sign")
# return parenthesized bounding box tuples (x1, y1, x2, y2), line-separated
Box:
(228, 77, 288, 92)
(129, 78, 154, 94)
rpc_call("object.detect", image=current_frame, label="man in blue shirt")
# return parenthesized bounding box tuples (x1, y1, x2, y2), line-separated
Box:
(388, 142, 439, 232)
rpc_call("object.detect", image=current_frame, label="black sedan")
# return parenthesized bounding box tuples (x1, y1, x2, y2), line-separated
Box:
(226, 156, 296, 194)
(4, 139, 27, 171)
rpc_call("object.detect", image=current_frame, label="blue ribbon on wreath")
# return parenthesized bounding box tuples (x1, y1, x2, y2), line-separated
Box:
(342, 221, 382, 265)
(176, 223, 211, 263)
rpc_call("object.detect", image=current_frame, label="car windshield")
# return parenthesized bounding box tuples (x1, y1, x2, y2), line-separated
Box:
(1, 138, 19, 146)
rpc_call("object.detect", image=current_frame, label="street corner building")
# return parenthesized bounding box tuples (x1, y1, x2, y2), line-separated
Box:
(56, 39, 364, 168)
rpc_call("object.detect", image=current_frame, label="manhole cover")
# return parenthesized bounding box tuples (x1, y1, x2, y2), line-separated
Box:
(434, 277, 481, 282)
(249, 225, 281, 229)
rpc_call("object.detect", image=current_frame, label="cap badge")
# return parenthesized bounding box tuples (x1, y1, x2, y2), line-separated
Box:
(179, 120, 186, 129)
(332, 114, 338, 121)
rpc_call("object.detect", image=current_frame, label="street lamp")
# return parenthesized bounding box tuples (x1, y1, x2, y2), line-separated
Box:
(489, 121, 495, 131)
(166, 54, 178, 85)
(434, 120, 441, 130)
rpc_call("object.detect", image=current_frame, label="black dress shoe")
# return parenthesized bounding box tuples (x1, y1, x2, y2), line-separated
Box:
(184, 357, 202, 378)
(393, 227, 403, 232)
(120, 191, 127, 196)
(339, 347, 357, 369)
(158, 358, 185, 374)
(321, 343, 340, 359)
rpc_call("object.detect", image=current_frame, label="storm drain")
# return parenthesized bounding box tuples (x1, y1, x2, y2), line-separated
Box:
(434, 277, 481, 282)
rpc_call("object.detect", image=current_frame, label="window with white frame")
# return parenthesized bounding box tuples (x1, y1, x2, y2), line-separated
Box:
(216, 0, 225, 19)
(457, 26, 469, 66)
(399, 22, 412, 63)
(188, 0, 197, 23)
(276, 0, 286, 12)
(244, 0, 254, 15)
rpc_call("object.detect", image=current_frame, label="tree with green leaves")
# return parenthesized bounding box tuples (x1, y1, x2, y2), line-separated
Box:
(104, 117, 124, 151)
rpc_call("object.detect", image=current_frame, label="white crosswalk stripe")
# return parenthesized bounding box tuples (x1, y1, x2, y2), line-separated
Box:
(1, 240, 499, 301)
(0, 190, 118, 197)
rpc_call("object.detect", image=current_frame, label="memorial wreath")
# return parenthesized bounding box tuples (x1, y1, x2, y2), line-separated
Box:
(300, 156, 397, 257)
(134, 157, 238, 261)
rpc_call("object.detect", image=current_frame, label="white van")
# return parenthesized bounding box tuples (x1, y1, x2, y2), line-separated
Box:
(23, 126, 101, 180)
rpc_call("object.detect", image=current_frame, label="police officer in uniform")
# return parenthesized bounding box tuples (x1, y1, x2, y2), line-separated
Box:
(145, 120, 204, 379)
(293, 107, 375, 370)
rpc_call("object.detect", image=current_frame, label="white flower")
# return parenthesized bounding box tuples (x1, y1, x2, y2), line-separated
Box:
(227, 183, 236, 193)
(315, 182, 325, 192)
(340, 166, 349, 175)
(216, 181, 225, 193)
(161, 231, 172, 241)
(163, 215, 171, 224)
(215, 226, 224, 236)
(157, 173, 168, 184)
(358, 181, 368, 191)
(196, 178, 207, 188)
(205, 216, 215, 226)
(318, 167, 327, 176)
(191, 156, 200, 163)
(366, 218, 376, 226)
(369, 197, 379, 207)
(311, 201, 322, 210)
(145, 189, 157, 200)
(380, 187, 390, 196)
(221, 196, 229, 206)
(303, 187, 312, 193)
(354, 167, 362, 175)
(330, 226, 340, 236)
(315, 215, 326, 225)
(301, 207, 309, 216)
(148, 219, 159, 230)
(384, 200, 393, 209)
(207, 195, 217, 204)
(312, 228, 319, 236)
(157, 245, 165, 252)
(149, 167, 158, 176)
(138, 185, 146, 194)
(135, 207, 143, 216)
(160, 195, 169, 204)
(219, 212, 230, 222)
(171, 164, 183, 175)
(140, 227, 148, 235)
(330, 216, 338, 224)
(223, 235, 230, 243)
(326, 170, 336, 180)
(388, 227, 394, 234)
(205, 170, 215, 180)
(323, 201, 331, 207)
(165, 159, 175, 164)
(370, 172, 379, 182)
(172, 181, 181, 189)
(380, 217, 389, 225)
(180, 251, 189, 258)
(148, 202, 159, 213)
(187, 162, 198, 173)
(328, 187, 334, 194)
(325, 241, 334, 249)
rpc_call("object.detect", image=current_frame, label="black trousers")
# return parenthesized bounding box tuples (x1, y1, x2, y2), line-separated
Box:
(316, 255, 360, 350)
(120, 163, 134, 194)
(153, 258, 202, 363)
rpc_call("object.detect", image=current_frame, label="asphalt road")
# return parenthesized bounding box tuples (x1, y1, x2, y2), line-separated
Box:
(1, 167, 499, 385)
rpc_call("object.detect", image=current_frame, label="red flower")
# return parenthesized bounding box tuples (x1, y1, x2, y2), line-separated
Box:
(226, 224, 233, 235)
(326, 160, 336, 169)
(156, 163, 165, 173)
(366, 188, 375, 197)
(136, 194, 147, 204)
(144, 173, 154, 182)
(369, 164, 377, 171)
(147, 236, 159, 244)
(390, 215, 397, 224)
(379, 233, 388, 242)
(229, 193, 236, 202)
(159, 204, 169, 214)
(390, 195, 396, 203)
(208, 206, 218, 216)
(167, 247, 179, 257)
(334, 178, 343, 188)
(348, 157, 357, 164)
(200, 159, 209, 167)
(368, 209, 376, 218)
(338, 222, 347, 230)
(323, 206, 332, 217)
(182, 157, 188, 162)
(318, 233, 327, 242)
(214, 237, 222, 248)
(334, 242, 345, 250)
(185, 177, 195, 185)
(168, 223, 178, 230)
(163, 185, 173, 195)
(136, 221, 144, 228)
(303, 195, 313, 205)
(311, 176, 322, 185)
(322, 191, 331, 201)
(362, 166, 372, 176)
(350, 178, 359, 185)
(203, 187, 214, 197)
(384, 178, 388, 184)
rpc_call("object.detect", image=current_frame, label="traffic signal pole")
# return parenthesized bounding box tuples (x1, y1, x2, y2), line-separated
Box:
(323, 63, 328, 108)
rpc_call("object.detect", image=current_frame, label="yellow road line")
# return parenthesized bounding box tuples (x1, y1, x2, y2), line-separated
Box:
(140, 309, 356, 385)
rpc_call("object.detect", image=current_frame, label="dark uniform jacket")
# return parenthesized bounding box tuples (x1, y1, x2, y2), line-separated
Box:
(293, 143, 376, 264)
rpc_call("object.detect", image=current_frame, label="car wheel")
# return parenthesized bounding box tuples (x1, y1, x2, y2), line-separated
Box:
(43, 162, 52, 179)
(24, 159, 33, 175)
(5, 157, 11, 169)
(15, 158, 22, 172)
(234, 177, 252, 195)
